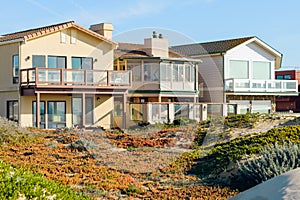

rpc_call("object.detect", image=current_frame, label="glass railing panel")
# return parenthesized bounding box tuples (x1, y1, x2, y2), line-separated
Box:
(109, 71, 130, 85)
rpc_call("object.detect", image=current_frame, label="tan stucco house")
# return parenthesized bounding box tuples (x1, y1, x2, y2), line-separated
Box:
(0, 21, 131, 129)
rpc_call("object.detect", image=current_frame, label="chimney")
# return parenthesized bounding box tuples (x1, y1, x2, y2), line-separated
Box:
(89, 23, 114, 40)
(144, 31, 169, 57)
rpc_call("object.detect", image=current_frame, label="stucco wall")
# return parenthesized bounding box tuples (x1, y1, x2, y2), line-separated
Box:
(20, 27, 114, 71)
(0, 42, 19, 89)
(94, 94, 113, 129)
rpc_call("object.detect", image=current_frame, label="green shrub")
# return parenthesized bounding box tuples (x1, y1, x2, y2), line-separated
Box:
(66, 139, 99, 152)
(191, 126, 300, 177)
(173, 118, 197, 126)
(0, 117, 37, 146)
(0, 160, 91, 199)
(237, 141, 300, 189)
(137, 121, 150, 127)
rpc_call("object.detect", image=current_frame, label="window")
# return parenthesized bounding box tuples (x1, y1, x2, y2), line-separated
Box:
(284, 74, 292, 80)
(173, 64, 179, 82)
(48, 56, 66, 68)
(60, 31, 67, 43)
(276, 75, 283, 80)
(71, 30, 77, 44)
(48, 101, 66, 129)
(7, 101, 18, 122)
(114, 97, 125, 117)
(127, 61, 142, 81)
(185, 64, 195, 82)
(72, 57, 93, 69)
(173, 63, 184, 82)
(32, 101, 45, 128)
(229, 60, 249, 79)
(160, 63, 171, 81)
(32, 55, 46, 68)
(144, 61, 159, 81)
(12, 55, 19, 84)
(252, 61, 271, 80)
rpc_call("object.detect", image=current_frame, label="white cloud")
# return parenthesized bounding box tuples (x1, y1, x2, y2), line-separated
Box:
(25, 0, 65, 18)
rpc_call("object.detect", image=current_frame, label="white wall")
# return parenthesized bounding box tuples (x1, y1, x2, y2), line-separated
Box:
(225, 41, 276, 80)
(193, 54, 224, 103)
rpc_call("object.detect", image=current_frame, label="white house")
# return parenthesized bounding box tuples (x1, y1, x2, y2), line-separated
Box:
(172, 36, 298, 114)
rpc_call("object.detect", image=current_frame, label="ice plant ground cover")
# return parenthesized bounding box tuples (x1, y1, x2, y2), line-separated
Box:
(0, 113, 299, 199)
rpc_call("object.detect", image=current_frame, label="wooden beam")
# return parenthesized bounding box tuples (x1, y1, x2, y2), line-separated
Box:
(122, 93, 127, 129)
(36, 92, 40, 128)
(82, 93, 86, 128)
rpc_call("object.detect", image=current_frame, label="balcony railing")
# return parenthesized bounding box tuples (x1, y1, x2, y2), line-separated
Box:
(20, 68, 131, 88)
(225, 78, 298, 93)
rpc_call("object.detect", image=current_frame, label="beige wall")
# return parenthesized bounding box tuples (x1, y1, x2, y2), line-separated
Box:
(94, 94, 113, 129)
(0, 42, 19, 89)
(20, 27, 114, 71)
(0, 41, 19, 119)
(0, 91, 19, 119)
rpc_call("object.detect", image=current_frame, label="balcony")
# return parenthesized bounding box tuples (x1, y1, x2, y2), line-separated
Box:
(20, 68, 131, 89)
(225, 78, 298, 93)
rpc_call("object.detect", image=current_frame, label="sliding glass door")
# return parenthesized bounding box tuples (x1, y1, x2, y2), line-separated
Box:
(72, 96, 94, 126)
(48, 101, 66, 128)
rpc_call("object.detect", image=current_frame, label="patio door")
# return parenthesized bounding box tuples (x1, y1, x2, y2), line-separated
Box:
(72, 96, 94, 127)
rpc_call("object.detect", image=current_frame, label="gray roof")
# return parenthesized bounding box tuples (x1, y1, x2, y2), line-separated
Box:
(171, 36, 255, 56)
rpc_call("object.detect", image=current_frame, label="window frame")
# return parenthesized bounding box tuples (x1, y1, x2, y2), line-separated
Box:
(12, 54, 19, 84)
(32, 55, 46, 68)
(32, 101, 46, 128)
(71, 57, 93, 70)
(47, 101, 66, 129)
(7, 100, 19, 122)
(48, 56, 67, 69)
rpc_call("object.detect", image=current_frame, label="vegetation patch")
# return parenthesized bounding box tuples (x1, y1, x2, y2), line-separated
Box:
(0, 160, 91, 199)
(191, 125, 300, 180)
(235, 141, 300, 190)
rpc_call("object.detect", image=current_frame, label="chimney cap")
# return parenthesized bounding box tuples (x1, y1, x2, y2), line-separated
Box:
(152, 31, 158, 38)
(159, 33, 163, 39)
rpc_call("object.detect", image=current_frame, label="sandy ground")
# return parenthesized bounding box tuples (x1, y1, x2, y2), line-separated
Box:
(229, 167, 300, 200)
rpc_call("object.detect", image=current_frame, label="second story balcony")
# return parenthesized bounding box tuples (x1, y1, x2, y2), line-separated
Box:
(20, 68, 131, 90)
(225, 78, 298, 94)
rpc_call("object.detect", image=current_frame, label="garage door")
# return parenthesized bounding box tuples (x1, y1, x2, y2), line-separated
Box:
(251, 100, 271, 114)
(229, 100, 250, 114)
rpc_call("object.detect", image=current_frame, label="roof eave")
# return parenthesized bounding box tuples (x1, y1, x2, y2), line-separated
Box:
(0, 38, 24, 46)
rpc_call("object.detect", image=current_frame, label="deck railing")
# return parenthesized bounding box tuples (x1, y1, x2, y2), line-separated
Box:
(225, 78, 298, 93)
(20, 68, 131, 88)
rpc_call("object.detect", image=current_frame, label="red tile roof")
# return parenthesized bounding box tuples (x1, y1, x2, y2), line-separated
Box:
(0, 21, 116, 45)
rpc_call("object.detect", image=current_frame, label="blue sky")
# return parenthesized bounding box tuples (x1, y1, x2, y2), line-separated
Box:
(1, 0, 299, 67)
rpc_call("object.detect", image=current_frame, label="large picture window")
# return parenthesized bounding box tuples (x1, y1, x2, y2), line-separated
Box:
(7, 101, 18, 122)
(252, 61, 271, 80)
(229, 60, 249, 79)
(12, 55, 19, 84)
